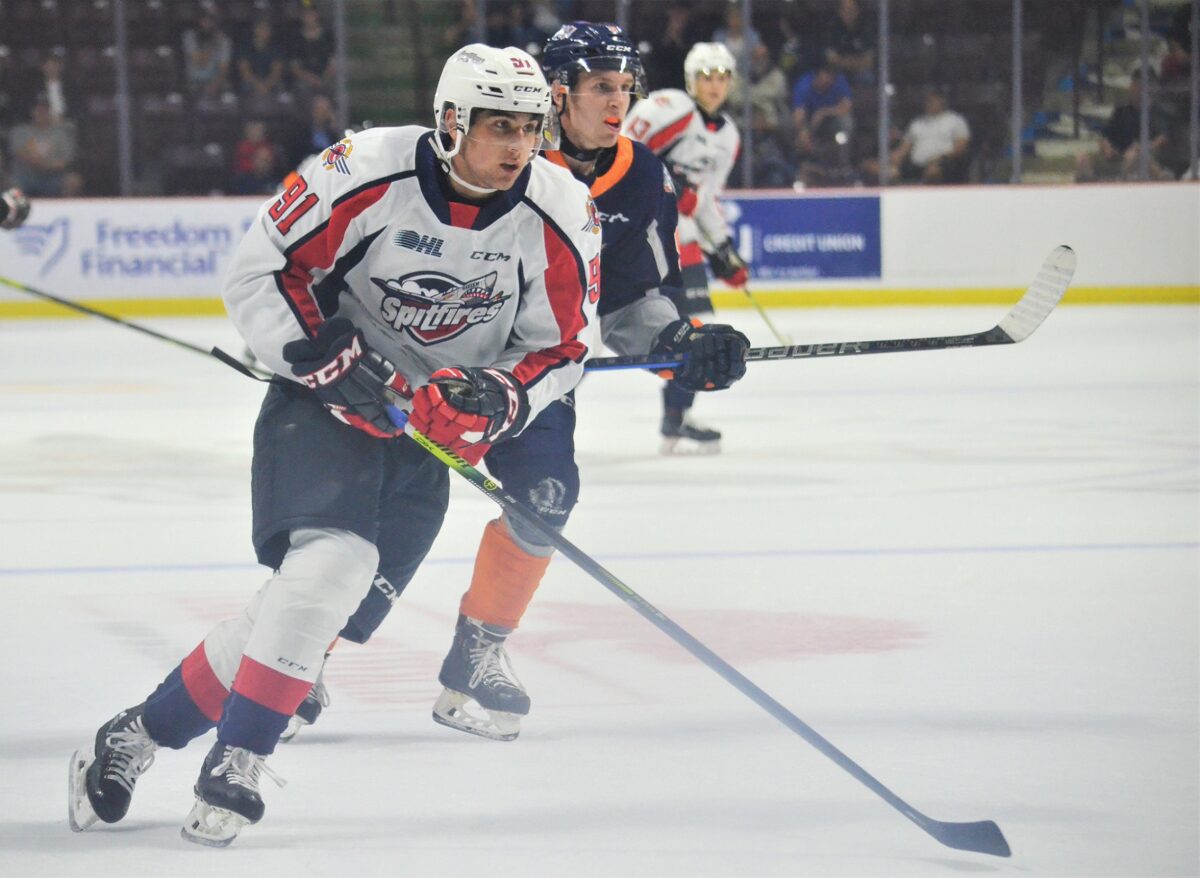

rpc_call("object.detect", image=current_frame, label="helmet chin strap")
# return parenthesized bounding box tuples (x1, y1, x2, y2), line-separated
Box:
(445, 159, 499, 196)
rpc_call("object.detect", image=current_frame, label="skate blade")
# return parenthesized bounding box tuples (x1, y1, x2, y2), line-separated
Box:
(432, 689, 521, 742)
(659, 437, 721, 456)
(67, 748, 100, 832)
(181, 798, 252, 847)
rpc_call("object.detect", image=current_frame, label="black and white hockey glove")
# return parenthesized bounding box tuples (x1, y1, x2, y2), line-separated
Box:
(282, 317, 412, 438)
(652, 319, 750, 392)
(0, 188, 30, 230)
(409, 367, 530, 465)
(707, 238, 749, 288)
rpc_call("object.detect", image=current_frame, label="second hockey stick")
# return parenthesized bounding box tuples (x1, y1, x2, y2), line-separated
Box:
(386, 405, 1011, 858)
(0, 274, 271, 381)
(585, 244, 1075, 371)
(738, 283, 794, 346)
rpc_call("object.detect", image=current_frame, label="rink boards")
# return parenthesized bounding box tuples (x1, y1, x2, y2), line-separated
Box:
(0, 182, 1196, 319)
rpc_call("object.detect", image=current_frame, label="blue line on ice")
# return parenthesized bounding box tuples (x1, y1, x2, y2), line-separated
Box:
(1, 541, 1195, 577)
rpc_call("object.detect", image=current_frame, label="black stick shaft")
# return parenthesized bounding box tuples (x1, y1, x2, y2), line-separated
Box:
(585, 326, 1013, 371)
(0, 274, 270, 380)
(401, 418, 1010, 857)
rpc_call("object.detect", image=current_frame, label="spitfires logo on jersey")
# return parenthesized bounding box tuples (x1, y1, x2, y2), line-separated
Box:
(322, 138, 353, 174)
(582, 197, 601, 235)
(371, 271, 511, 345)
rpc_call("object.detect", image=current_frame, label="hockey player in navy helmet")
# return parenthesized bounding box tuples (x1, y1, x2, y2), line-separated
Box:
(624, 41, 749, 453)
(300, 23, 749, 746)
(67, 44, 600, 846)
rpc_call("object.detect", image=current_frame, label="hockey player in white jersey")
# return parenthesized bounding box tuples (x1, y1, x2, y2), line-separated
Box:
(279, 23, 749, 747)
(67, 44, 599, 847)
(624, 42, 749, 454)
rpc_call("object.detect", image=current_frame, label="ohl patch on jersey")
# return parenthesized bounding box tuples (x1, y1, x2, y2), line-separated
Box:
(371, 271, 511, 345)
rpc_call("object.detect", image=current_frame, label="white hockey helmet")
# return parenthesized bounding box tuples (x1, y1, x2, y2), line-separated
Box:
(433, 44, 552, 163)
(684, 42, 737, 95)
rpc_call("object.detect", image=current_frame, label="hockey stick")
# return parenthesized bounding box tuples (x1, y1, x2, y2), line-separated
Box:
(585, 245, 1075, 371)
(387, 405, 1011, 857)
(0, 274, 271, 381)
(738, 284, 794, 346)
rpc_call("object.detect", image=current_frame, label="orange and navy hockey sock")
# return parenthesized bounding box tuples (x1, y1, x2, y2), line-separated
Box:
(459, 518, 553, 630)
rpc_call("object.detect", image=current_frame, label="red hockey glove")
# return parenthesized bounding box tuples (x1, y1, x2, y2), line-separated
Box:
(708, 238, 749, 288)
(652, 319, 750, 392)
(282, 317, 412, 438)
(409, 367, 529, 465)
(0, 188, 30, 230)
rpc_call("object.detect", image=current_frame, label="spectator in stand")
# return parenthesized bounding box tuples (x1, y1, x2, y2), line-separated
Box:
(527, 1, 562, 44)
(287, 92, 342, 169)
(238, 17, 287, 98)
(823, 0, 875, 84)
(1075, 70, 1174, 183)
(645, 2, 696, 91)
(863, 87, 970, 185)
(1162, 4, 1193, 83)
(35, 54, 73, 122)
(728, 43, 789, 135)
(8, 93, 83, 197)
(714, 4, 762, 64)
(290, 4, 336, 98)
(231, 119, 281, 195)
(727, 44, 793, 188)
(183, 10, 233, 97)
(791, 61, 854, 186)
(443, 0, 480, 50)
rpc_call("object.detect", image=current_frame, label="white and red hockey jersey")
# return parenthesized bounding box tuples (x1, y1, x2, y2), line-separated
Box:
(623, 88, 740, 262)
(223, 125, 601, 422)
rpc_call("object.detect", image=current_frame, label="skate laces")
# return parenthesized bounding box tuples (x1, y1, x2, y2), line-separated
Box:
(210, 747, 287, 792)
(102, 717, 158, 795)
(466, 634, 524, 694)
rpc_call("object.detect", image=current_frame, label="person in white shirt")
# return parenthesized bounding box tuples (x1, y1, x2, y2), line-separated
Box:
(867, 88, 971, 184)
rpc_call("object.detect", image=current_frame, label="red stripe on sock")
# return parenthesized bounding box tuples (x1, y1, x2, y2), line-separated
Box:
(231, 656, 315, 716)
(180, 642, 229, 722)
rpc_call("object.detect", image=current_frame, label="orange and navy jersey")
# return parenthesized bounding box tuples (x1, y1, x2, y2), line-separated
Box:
(541, 135, 682, 321)
(224, 125, 601, 423)
(623, 88, 740, 255)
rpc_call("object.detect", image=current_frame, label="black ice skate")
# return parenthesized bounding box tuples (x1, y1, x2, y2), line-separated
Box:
(660, 415, 722, 455)
(278, 667, 330, 743)
(68, 703, 159, 831)
(181, 741, 284, 847)
(433, 616, 529, 741)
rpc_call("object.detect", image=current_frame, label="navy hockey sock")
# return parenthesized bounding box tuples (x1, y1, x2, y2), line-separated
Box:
(143, 666, 219, 749)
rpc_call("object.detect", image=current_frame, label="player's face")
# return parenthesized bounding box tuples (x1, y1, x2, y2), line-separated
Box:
(560, 70, 636, 150)
(451, 110, 543, 193)
(693, 71, 731, 115)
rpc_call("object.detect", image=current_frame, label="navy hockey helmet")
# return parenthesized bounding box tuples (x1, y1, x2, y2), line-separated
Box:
(541, 22, 647, 97)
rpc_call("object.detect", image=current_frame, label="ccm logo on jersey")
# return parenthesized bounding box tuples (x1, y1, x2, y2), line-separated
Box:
(372, 271, 511, 345)
(297, 333, 363, 388)
(471, 250, 511, 262)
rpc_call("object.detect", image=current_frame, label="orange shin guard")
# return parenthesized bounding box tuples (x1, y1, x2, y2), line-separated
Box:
(459, 519, 552, 630)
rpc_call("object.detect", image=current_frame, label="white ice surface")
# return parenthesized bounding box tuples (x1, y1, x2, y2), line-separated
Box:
(0, 305, 1196, 877)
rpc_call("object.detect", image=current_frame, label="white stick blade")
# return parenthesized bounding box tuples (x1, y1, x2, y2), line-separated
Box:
(997, 245, 1076, 342)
